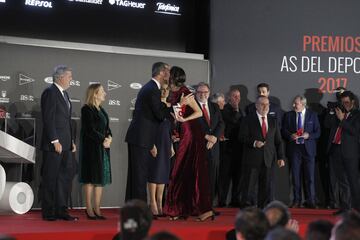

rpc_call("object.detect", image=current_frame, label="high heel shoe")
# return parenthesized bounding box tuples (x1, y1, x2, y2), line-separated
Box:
(93, 208, 106, 220)
(196, 213, 215, 222)
(85, 210, 97, 220)
(169, 215, 188, 221)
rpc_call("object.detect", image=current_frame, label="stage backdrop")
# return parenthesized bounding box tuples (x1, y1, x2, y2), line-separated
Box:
(0, 36, 209, 208)
(210, 0, 360, 204)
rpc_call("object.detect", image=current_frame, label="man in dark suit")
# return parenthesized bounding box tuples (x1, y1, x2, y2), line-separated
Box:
(125, 62, 171, 202)
(324, 91, 360, 214)
(246, 83, 283, 128)
(239, 96, 285, 208)
(40, 65, 77, 221)
(195, 82, 225, 205)
(282, 95, 320, 208)
(218, 88, 245, 207)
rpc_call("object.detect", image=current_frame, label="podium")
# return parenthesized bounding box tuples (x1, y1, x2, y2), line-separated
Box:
(0, 117, 36, 214)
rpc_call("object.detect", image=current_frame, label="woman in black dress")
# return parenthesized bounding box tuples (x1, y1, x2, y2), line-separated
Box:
(79, 83, 112, 220)
(147, 83, 173, 217)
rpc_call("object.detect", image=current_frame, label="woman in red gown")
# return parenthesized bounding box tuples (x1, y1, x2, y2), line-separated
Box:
(164, 66, 214, 221)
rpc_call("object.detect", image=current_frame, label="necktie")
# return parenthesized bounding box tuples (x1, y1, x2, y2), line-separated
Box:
(333, 113, 348, 144)
(261, 116, 267, 138)
(202, 103, 210, 126)
(297, 112, 304, 144)
(63, 90, 70, 109)
(297, 112, 302, 130)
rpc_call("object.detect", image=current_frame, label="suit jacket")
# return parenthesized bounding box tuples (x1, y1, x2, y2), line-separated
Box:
(125, 80, 170, 149)
(246, 101, 283, 127)
(222, 103, 244, 147)
(198, 100, 225, 162)
(324, 108, 360, 160)
(41, 84, 73, 151)
(282, 109, 321, 158)
(239, 113, 285, 168)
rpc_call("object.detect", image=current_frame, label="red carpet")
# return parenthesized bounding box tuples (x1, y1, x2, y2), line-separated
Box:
(0, 208, 339, 240)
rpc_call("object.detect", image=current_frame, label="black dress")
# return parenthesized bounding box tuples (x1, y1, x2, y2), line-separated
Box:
(148, 119, 172, 184)
(79, 105, 112, 186)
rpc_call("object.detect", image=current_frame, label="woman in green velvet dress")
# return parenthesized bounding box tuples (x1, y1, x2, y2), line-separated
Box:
(79, 83, 112, 220)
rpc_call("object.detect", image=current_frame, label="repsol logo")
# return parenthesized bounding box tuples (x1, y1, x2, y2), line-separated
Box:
(25, 0, 53, 8)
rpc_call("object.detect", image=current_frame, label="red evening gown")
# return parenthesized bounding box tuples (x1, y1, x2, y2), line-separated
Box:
(164, 86, 212, 217)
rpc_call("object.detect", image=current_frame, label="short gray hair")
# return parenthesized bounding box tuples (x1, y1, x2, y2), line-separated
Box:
(210, 93, 225, 103)
(196, 82, 210, 91)
(293, 95, 307, 107)
(53, 65, 71, 83)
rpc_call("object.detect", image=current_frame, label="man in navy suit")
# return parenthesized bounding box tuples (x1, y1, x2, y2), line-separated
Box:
(239, 96, 285, 209)
(195, 82, 225, 205)
(125, 62, 172, 202)
(40, 65, 77, 221)
(282, 95, 320, 208)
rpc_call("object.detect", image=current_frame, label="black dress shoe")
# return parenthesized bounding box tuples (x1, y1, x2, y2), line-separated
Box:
(43, 215, 57, 221)
(57, 214, 79, 221)
(333, 209, 348, 216)
(289, 202, 301, 208)
(213, 210, 221, 216)
(305, 202, 318, 209)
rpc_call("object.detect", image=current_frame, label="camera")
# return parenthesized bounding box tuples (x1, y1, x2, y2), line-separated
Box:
(327, 101, 346, 112)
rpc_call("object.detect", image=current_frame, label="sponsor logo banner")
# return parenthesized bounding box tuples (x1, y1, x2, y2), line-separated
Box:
(109, 99, 121, 106)
(109, 0, 146, 9)
(155, 2, 181, 15)
(68, 0, 103, 4)
(19, 73, 35, 85)
(108, 80, 121, 91)
(130, 82, 142, 89)
(0, 90, 10, 103)
(20, 95, 35, 101)
(25, 0, 53, 8)
(0, 75, 10, 82)
(110, 117, 120, 122)
(44, 76, 80, 87)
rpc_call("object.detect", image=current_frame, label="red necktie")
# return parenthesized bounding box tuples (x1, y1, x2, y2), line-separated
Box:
(202, 104, 210, 126)
(261, 116, 267, 138)
(333, 113, 348, 144)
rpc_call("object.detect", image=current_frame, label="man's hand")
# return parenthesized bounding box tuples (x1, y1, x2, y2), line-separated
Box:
(205, 134, 217, 144)
(303, 132, 310, 139)
(103, 138, 111, 148)
(291, 133, 298, 140)
(277, 159, 285, 168)
(150, 145, 157, 158)
(335, 107, 345, 121)
(286, 219, 299, 233)
(72, 143, 76, 153)
(206, 141, 214, 150)
(255, 140, 265, 148)
(54, 142, 62, 154)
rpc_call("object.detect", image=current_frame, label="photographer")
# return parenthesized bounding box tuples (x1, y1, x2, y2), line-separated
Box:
(324, 91, 360, 215)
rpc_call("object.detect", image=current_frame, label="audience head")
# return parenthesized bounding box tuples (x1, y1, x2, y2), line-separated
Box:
(52, 65, 72, 90)
(255, 96, 270, 117)
(292, 95, 307, 112)
(235, 207, 270, 240)
(331, 211, 360, 240)
(152, 62, 170, 83)
(211, 93, 225, 110)
(263, 201, 290, 229)
(119, 199, 153, 240)
(306, 220, 333, 240)
(196, 82, 211, 103)
(340, 90, 356, 112)
(169, 66, 186, 89)
(265, 227, 300, 240)
(85, 83, 106, 107)
(228, 88, 241, 108)
(146, 231, 180, 240)
(257, 83, 270, 97)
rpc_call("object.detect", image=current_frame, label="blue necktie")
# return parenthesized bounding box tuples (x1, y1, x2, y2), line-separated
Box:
(297, 112, 304, 144)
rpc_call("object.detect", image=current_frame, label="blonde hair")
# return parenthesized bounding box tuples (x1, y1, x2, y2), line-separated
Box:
(85, 83, 102, 107)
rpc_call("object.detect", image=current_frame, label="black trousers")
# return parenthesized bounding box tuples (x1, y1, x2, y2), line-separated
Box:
(125, 143, 150, 202)
(329, 144, 360, 210)
(41, 150, 75, 217)
(240, 162, 271, 208)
